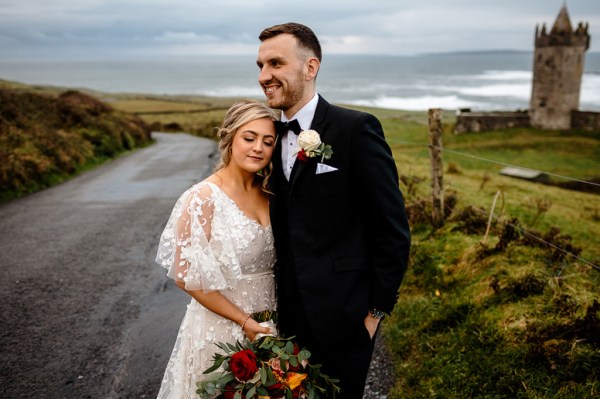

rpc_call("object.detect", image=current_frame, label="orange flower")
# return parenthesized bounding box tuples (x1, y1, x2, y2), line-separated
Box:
(284, 372, 307, 390)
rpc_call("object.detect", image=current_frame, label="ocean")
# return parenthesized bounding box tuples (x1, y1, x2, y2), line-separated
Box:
(1, 52, 599, 112)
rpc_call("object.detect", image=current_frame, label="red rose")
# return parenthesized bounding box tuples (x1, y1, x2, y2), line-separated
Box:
(297, 149, 309, 162)
(229, 349, 258, 381)
(221, 382, 244, 399)
(266, 382, 286, 397)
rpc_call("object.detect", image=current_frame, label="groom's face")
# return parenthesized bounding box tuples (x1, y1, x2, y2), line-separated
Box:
(257, 34, 308, 116)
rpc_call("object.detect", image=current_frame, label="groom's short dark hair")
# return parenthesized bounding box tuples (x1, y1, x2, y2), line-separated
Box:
(259, 22, 322, 62)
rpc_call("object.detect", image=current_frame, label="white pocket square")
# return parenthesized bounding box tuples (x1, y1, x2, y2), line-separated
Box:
(316, 163, 338, 174)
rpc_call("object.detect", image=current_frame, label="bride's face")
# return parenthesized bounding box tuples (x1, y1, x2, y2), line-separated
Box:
(229, 118, 276, 174)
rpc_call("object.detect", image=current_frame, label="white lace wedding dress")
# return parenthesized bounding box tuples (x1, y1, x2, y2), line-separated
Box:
(155, 181, 276, 399)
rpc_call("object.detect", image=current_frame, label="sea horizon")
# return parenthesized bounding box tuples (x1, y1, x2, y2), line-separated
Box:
(1, 51, 599, 112)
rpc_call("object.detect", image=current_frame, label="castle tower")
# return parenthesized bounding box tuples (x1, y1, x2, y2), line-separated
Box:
(529, 5, 590, 130)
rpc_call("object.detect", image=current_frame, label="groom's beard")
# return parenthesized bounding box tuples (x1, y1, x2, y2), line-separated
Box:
(263, 72, 305, 112)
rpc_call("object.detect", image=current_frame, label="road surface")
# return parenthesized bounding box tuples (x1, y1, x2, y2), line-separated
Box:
(0, 132, 215, 398)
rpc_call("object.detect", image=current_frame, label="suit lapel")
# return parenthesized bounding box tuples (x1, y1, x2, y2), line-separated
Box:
(271, 126, 289, 191)
(309, 95, 330, 137)
(289, 96, 330, 191)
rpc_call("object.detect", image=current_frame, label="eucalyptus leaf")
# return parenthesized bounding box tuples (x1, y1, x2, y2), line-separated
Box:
(260, 366, 267, 384)
(259, 339, 272, 349)
(265, 367, 276, 385)
(219, 373, 235, 385)
(285, 341, 294, 354)
(299, 350, 311, 360)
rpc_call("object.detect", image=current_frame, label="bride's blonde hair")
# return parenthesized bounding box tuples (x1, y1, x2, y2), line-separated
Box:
(214, 100, 278, 192)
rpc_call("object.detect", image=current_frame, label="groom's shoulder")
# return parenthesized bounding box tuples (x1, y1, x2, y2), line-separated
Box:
(327, 102, 377, 122)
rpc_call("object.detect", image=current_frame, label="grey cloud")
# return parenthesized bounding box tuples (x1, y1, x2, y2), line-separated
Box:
(0, 0, 598, 59)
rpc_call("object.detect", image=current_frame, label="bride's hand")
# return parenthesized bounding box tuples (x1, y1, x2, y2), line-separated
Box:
(242, 318, 272, 342)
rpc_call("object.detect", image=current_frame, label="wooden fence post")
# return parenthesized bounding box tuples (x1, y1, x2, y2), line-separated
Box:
(428, 108, 444, 227)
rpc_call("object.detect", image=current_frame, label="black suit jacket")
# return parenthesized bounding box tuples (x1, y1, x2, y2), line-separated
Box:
(270, 96, 410, 346)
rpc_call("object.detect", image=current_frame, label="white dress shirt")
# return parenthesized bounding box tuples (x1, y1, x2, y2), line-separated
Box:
(280, 93, 319, 180)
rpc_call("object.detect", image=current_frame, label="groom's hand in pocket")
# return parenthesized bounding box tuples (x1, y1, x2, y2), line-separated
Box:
(364, 314, 381, 339)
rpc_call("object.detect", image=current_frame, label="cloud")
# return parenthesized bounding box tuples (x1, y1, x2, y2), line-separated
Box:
(153, 32, 221, 44)
(0, 0, 598, 59)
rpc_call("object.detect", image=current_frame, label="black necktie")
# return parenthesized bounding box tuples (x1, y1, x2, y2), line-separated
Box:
(277, 119, 302, 135)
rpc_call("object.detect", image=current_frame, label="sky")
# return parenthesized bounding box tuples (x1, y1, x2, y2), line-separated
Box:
(0, 0, 599, 60)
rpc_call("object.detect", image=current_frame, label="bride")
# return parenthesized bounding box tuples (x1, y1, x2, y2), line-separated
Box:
(155, 100, 278, 398)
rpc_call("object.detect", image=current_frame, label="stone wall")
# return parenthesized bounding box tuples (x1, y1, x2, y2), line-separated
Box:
(572, 111, 600, 131)
(454, 111, 530, 134)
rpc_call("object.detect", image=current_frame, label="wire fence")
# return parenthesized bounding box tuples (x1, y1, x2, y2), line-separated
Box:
(386, 137, 600, 270)
(388, 138, 600, 189)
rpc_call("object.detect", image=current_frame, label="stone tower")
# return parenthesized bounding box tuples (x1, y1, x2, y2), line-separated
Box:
(529, 5, 590, 130)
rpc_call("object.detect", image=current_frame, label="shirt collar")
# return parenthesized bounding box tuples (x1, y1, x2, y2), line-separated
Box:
(281, 93, 319, 131)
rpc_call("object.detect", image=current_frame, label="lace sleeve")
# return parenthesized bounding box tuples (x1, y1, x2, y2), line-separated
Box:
(155, 183, 234, 292)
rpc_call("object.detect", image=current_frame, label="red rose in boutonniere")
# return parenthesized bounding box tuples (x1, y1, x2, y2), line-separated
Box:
(296, 149, 309, 162)
(296, 129, 333, 162)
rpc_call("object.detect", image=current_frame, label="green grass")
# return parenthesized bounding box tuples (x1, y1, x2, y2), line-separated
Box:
(105, 93, 240, 138)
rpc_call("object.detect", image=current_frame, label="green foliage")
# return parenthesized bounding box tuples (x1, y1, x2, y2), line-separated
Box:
(384, 210, 599, 398)
(0, 88, 152, 202)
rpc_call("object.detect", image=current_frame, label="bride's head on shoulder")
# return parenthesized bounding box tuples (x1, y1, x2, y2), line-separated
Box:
(214, 100, 278, 191)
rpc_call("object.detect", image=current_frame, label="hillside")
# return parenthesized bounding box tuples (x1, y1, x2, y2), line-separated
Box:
(0, 82, 152, 201)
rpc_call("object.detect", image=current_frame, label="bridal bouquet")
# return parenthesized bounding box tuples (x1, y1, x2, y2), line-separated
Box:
(197, 312, 340, 399)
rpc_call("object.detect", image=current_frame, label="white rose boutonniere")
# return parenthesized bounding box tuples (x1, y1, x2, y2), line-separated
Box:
(296, 130, 333, 162)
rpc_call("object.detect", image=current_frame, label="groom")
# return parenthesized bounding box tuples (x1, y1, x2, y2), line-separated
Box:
(257, 23, 411, 398)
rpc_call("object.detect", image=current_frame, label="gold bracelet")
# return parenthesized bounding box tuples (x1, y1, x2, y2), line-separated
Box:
(241, 313, 251, 330)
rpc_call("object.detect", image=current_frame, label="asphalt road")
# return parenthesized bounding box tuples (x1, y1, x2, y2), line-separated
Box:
(0, 132, 216, 398)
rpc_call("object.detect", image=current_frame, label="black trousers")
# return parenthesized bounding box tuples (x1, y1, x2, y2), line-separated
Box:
(279, 288, 376, 399)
